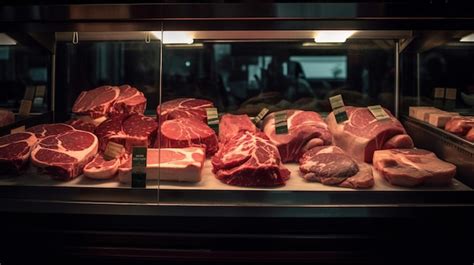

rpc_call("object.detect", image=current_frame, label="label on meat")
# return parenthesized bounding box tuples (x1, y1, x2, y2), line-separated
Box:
(434, 87, 445, 99)
(132, 146, 147, 188)
(445, 88, 457, 100)
(10, 125, 25, 134)
(274, 110, 288, 134)
(206, 107, 219, 133)
(329, 94, 348, 123)
(368, 105, 390, 121)
(103, 142, 124, 161)
(18, 100, 32, 116)
(254, 108, 269, 124)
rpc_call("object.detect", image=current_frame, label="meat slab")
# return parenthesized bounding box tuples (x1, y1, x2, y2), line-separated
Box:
(299, 145, 374, 189)
(83, 153, 123, 180)
(66, 119, 96, 133)
(263, 110, 332, 162)
(72, 85, 120, 118)
(27, 123, 75, 139)
(326, 106, 414, 163)
(445, 116, 474, 137)
(219, 114, 257, 143)
(157, 98, 214, 123)
(95, 114, 158, 152)
(0, 109, 14, 127)
(31, 130, 98, 180)
(0, 132, 37, 172)
(159, 117, 218, 156)
(212, 131, 290, 187)
(109, 85, 147, 116)
(373, 149, 456, 187)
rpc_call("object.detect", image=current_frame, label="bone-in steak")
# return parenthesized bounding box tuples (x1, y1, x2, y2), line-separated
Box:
(72, 86, 120, 118)
(66, 119, 96, 133)
(27, 123, 75, 139)
(157, 98, 214, 123)
(263, 110, 332, 162)
(326, 106, 414, 162)
(0, 132, 37, 172)
(219, 114, 257, 143)
(212, 131, 290, 187)
(84, 153, 122, 180)
(109, 85, 147, 116)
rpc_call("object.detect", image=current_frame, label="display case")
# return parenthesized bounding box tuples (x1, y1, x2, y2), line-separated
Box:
(1, 2, 474, 263)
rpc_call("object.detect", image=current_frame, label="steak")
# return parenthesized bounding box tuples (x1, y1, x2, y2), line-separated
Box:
(72, 85, 120, 118)
(326, 106, 414, 163)
(299, 145, 374, 189)
(118, 147, 205, 183)
(0, 132, 37, 172)
(211, 131, 290, 187)
(0, 109, 14, 127)
(66, 119, 96, 133)
(373, 149, 456, 187)
(157, 98, 214, 123)
(219, 114, 257, 143)
(159, 117, 218, 156)
(27, 123, 75, 139)
(95, 114, 158, 152)
(31, 130, 98, 180)
(109, 85, 147, 116)
(445, 116, 474, 136)
(263, 110, 332, 162)
(84, 153, 123, 180)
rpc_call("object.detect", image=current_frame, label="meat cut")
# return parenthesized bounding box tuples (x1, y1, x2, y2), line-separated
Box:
(0, 109, 14, 127)
(263, 110, 332, 162)
(299, 145, 374, 189)
(84, 153, 123, 180)
(157, 98, 214, 123)
(212, 131, 290, 187)
(0, 132, 37, 172)
(31, 129, 98, 180)
(66, 119, 96, 133)
(445, 116, 474, 138)
(159, 117, 218, 156)
(27, 123, 75, 139)
(109, 85, 147, 116)
(72, 85, 120, 118)
(373, 149, 456, 187)
(467, 127, 474, 142)
(219, 114, 257, 143)
(75, 115, 107, 127)
(118, 147, 205, 183)
(95, 114, 158, 152)
(326, 106, 414, 163)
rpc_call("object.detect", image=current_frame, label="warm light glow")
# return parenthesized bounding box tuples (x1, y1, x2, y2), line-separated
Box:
(314, 31, 356, 43)
(460, 33, 474, 42)
(151, 31, 194, 44)
(0, 33, 16, 45)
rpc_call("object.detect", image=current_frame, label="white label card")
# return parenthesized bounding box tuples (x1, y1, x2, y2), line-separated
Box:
(368, 105, 390, 121)
(103, 142, 124, 161)
(254, 108, 269, 124)
(445, 88, 457, 100)
(274, 110, 288, 134)
(434, 87, 445, 99)
(329, 94, 348, 124)
(205, 107, 219, 132)
(329, 94, 345, 110)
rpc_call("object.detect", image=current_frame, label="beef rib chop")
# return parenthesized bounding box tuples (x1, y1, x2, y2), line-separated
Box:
(72, 85, 120, 118)
(373, 149, 456, 187)
(157, 98, 214, 123)
(109, 85, 147, 116)
(219, 114, 257, 144)
(0, 132, 37, 172)
(159, 117, 218, 156)
(84, 153, 123, 180)
(31, 130, 98, 180)
(211, 131, 290, 187)
(263, 110, 332, 162)
(66, 119, 96, 133)
(27, 123, 75, 139)
(299, 145, 374, 189)
(326, 106, 414, 163)
(0, 109, 14, 127)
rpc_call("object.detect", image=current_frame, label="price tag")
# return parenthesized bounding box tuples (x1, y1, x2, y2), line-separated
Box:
(35, 85, 46, 97)
(23, 86, 36, 101)
(274, 110, 288, 134)
(445, 88, 457, 100)
(10, 125, 25, 134)
(329, 94, 348, 123)
(18, 100, 32, 116)
(103, 142, 124, 161)
(132, 146, 147, 188)
(434, 87, 445, 99)
(206, 107, 219, 133)
(254, 108, 269, 124)
(368, 105, 390, 121)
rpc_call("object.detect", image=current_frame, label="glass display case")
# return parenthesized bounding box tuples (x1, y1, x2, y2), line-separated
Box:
(1, 2, 474, 263)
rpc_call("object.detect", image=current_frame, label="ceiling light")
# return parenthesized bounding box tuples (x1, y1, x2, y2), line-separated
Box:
(314, 31, 356, 43)
(151, 31, 194, 44)
(460, 33, 474, 42)
(0, 33, 16, 45)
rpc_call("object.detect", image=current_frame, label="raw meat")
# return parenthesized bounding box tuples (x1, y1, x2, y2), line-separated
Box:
(84, 153, 123, 180)
(263, 110, 332, 162)
(157, 98, 214, 123)
(373, 149, 456, 187)
(159, 117, 218, 156)
(326, 106, 414, 163)
(76, 115, 107, 127)
(211, 131, 290, 187)
(31, 130, 98, 180)
(118, 147, 205, 183)
(219, 114, 257, 143)
(467, 127, 474, 142)
(27, 123, 75, 139)
(0, 132, 37, 172)
(72, 85, 120, 118)
(0, 109, 14, 127)
(299, 145, 374, 189)
(95, 114, 158, 152)
(444, 116, 474, 136)
(66, 119, 96, 133)
(109, 85, 147, 116)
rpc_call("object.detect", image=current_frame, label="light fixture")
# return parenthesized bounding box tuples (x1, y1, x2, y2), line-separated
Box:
(151, 31, 194, 44)
(0, 33, 17, 45)
(460, 33, 474, 42)
(314, 31, 356, 43)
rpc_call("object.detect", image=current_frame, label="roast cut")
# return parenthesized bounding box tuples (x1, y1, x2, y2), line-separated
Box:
(109, 85, 147, 116)
(0, 132, 38, 172)
(157, 98, 214, 123)
(219, 114, 257, 143)
(72, 85, 120, 118)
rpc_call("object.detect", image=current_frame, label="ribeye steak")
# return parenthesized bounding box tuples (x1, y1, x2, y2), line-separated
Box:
(72, 85, 120, 118)
(157, 98, 214, 123)
(109, 85, 147, 116)
(27, 123, 75, 139)
(219, 114, 257, 143)
(0, 132, 37, 172)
